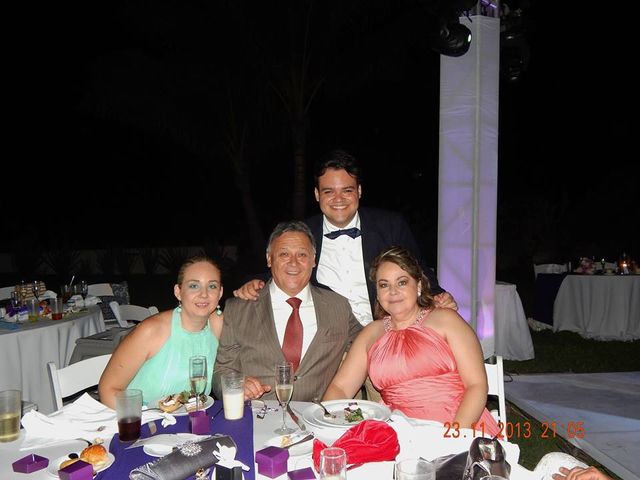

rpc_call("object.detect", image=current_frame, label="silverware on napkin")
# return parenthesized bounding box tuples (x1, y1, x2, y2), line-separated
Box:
(283, 433, 314, 449)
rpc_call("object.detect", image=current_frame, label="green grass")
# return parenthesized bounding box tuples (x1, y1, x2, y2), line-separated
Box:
(500, 329, 639, 478)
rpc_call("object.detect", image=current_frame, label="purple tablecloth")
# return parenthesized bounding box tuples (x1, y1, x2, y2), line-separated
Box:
(96, 403, 255, 480)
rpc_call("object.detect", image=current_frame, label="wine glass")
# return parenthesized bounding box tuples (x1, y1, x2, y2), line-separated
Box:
(274, 361, 295, 435)
(189, 355, 208, 412)
(32, 281, 41, 301)
(80, 281, 89, 300)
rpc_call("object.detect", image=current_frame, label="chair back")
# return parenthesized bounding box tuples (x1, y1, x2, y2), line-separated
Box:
(485, 355, 507, 425)
(533, 263, 567, 278)
(47, 354, 112, 411)
(109, 301, 158, 328)
(0, 286, 15, 300)
(87, 283, 114, 296)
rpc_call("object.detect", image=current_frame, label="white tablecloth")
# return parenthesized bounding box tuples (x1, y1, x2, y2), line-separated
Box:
(0, 306, 105, 414)
(494, 282, 535, 360)
(553, 275, 640, 340)
(0, 400, 537, 480)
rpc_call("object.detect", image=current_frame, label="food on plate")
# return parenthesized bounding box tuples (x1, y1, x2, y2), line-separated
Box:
(59, 457, 79, 470)
(344, 402, 364, 422)
(80, 443, 109, 468)
(280, 435, 292, 447)
(159, 391, 207, 413)
(183, 393, 208, 412)
(158, 393, 185, 413)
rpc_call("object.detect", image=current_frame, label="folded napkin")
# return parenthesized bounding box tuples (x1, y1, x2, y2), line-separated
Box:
(312, 420, 399, 471)
(84, 295, 101, 306)
(125, 433, 209, 456)
(40, 290, 58, 300)
(130, 434, 248, 480)
(20, 393, 175, 450)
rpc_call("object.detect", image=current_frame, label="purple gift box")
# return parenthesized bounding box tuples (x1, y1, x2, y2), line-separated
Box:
(58, 459, 94, 480)
(189, 410, 210, 435)
(255, 446, 289, 478)
(12, 454, 49, 473)
(288, 466, 317, 479)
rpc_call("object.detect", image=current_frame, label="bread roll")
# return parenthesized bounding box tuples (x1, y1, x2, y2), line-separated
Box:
(80, 444, 109, 467)
(59, 457, 79, 470)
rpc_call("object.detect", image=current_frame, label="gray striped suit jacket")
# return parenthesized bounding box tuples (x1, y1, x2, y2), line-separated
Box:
(213, 283, 362, 402)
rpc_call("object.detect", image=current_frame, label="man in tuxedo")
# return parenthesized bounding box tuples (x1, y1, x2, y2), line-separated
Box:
(234, 149, 456, 326)
(213, 220, 362, 401)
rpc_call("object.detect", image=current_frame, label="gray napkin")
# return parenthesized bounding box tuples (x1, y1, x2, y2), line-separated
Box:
(129, 434, 239, 480)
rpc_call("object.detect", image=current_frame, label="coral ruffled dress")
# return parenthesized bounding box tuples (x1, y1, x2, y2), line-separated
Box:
(367, 311, 500, 437)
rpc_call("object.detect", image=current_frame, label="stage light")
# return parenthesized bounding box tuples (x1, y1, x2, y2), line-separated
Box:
(430, 0, 476, 57)
(432, 16, 472, 57)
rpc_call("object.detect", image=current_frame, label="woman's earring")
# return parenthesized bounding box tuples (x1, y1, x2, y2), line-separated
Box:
(215, 305, 222, 315)
(177, 301, 182, 313)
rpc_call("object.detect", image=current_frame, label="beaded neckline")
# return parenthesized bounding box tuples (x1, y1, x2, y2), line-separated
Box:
(383, 308, 428, 332)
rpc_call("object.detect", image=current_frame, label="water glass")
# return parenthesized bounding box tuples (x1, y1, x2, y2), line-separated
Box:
(319, 447, 346, 480)
(395, 458, 436, 480)
(51, 298, 64, 320)
(221, 371, 244, 420)
(116, 389, 142, 442)
(27, 298, 39, 322)
(0, 390, 22, 442)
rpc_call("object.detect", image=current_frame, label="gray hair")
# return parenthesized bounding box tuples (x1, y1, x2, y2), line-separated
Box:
(266, 221, 316, 255)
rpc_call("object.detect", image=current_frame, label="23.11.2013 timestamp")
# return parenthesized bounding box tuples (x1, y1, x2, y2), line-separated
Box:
(443, 421, 586, 440)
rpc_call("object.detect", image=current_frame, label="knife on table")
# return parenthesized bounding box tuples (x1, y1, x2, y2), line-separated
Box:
(286, 404, 306, 431)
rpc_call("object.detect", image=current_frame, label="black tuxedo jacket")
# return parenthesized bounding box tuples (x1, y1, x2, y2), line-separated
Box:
(306, 207, 444, 312)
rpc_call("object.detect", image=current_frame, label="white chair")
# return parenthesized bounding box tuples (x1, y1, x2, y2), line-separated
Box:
(485, 355, 507, 425)
(533, 263, 567, 278)
(47, 354, 112, 411)
(87, 283, 114, 297)
(109, 301, 159, 328)
(0, 286, 15, 300)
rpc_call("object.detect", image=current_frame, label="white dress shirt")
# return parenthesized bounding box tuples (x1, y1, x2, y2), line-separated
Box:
(316, 213, 373, 326)
(269, 282, 318, 360)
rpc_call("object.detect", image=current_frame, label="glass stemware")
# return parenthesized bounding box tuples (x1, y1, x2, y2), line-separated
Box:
(32, 281, 41, 301)
(80, 280, 89, 300)
(189, 355, 208, 412)
(274, 361, 295, 435)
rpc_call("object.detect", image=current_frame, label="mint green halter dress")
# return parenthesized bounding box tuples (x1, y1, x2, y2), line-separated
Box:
(127, 307, 218, 405)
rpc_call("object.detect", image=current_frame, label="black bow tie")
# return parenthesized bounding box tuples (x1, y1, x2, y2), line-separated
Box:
(324, 227, 362, 240)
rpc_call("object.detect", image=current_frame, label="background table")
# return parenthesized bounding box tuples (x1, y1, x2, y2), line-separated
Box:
(0, 306, 105, 414)
(553, 275, 640, 340)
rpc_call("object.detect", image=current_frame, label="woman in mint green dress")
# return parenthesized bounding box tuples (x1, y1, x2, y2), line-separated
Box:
(99, 256, 223, 408)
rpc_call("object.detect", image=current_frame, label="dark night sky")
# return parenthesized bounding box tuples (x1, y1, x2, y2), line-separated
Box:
(5, 1, 638, 267)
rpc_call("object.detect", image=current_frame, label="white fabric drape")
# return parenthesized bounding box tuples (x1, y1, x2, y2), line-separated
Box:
(437, 15, 500, 358)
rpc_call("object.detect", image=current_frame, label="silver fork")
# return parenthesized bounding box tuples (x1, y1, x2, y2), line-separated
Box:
(312, 397, 336, 418)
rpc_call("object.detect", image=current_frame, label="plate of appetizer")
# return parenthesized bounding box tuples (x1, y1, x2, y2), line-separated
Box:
(302, 400, 390, 428)
(153, 392, 214, 416)
(47, 443, 115, 477)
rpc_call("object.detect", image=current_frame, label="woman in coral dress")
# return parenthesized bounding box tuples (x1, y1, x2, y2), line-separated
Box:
(323, 246, 500, 437)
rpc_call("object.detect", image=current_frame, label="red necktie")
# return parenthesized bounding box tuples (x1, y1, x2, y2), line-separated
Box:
(282, 297, 303, 371)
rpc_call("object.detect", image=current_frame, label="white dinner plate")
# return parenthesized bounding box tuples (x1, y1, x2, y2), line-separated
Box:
(302, 400, 391, 428)
(47, 452, 115, 477)
(142, 433, 205, 457)
(151, 395, 214, 416)
(265, 433, 313, 457)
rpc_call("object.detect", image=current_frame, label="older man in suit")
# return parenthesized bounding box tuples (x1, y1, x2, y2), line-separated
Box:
(213, 220, 362, 401)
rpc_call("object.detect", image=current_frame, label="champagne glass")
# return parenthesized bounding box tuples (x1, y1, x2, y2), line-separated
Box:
(274, 361, 295, 435)
(189, 355, 208, 411)
(32, 281, 41, 301)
